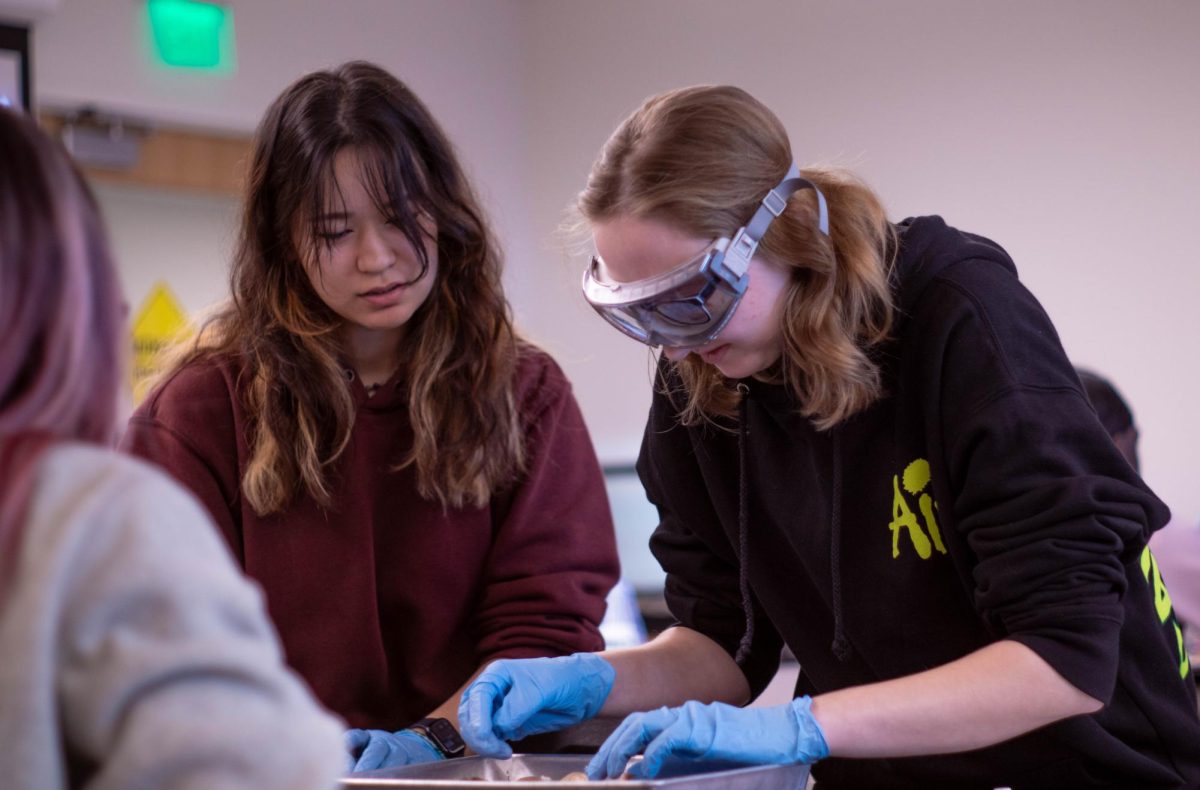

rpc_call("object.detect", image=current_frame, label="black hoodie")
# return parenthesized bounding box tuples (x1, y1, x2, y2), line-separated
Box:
(640, 216, 1200, 788)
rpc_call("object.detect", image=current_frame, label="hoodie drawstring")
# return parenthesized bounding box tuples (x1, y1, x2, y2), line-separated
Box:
(734, 386, 755, 665)
(732, 387, 851, 665)
(829, 428, 851, 661)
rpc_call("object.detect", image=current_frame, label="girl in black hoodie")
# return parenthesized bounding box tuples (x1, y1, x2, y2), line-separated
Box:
(457, 85, 1200, 789)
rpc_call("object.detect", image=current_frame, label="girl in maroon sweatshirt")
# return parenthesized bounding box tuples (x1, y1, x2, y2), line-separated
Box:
(121, 61, 618, 771)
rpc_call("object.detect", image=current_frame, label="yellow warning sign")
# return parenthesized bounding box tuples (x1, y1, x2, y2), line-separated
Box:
(130, 283, 193, 403)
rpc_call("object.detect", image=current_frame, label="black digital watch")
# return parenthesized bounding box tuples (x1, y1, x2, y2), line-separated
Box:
(410, 717, 466, 759)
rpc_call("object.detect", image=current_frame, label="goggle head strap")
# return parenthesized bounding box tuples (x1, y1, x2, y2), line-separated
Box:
(715, 163, 831, 285)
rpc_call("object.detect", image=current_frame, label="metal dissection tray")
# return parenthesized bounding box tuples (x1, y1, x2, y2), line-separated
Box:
(340, 754, 810, 788)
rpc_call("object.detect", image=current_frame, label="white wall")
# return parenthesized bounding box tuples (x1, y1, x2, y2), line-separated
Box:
(93, 181, 236, 316)
(32, 0, 1200, 521)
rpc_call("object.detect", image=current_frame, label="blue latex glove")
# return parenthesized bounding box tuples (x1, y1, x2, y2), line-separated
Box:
(457, 653, 616, 758)
(343, 727, 442, 773)
(586, 696, 829, 780)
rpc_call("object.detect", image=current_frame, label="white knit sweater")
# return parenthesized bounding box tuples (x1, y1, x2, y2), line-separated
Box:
(0, 443, 346, 789)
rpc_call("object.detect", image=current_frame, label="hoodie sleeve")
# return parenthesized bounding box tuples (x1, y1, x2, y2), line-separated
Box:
(472, 351, 619, 662)
(640, 369, 785, 698)
(922, 259, 1170, 703)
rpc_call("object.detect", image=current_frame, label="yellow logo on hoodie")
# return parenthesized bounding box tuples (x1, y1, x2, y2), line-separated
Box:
(890, 458, 947, 560)
(1140, 547, 1191, 679)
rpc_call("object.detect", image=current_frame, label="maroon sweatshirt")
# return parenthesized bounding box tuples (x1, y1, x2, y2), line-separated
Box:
(121, 347, 619, 729)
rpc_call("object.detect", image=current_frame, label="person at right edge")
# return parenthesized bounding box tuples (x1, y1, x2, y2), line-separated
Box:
(457, 85, 1200, 788)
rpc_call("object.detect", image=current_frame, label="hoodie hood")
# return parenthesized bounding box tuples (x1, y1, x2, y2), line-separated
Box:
(891, 215, 1018, 323)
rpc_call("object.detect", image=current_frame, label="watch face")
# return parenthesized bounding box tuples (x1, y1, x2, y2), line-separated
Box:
(417, 717, 465, 757)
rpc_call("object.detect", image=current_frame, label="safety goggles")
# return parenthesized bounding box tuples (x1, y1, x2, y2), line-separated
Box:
(582, 163, 829, 348)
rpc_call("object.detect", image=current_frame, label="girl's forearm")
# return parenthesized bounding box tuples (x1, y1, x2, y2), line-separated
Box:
(598, 626, 750, 715)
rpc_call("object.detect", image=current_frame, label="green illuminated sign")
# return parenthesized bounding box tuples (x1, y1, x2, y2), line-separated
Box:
(146, 0, 234, 71)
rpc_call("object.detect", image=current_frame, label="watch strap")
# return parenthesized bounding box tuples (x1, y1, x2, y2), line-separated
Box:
(411, 717, 465, 758)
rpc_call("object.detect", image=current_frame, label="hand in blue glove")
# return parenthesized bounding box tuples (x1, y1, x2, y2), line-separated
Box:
(457, 652, 616, 759)
(343, 727, 442, 773)
(586, 696, 829, 780)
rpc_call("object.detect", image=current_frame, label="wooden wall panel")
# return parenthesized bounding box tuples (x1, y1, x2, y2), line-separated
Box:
(39, 112, 251, 196)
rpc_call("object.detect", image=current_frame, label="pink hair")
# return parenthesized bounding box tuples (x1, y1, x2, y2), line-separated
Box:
(0, 107, 125, 586)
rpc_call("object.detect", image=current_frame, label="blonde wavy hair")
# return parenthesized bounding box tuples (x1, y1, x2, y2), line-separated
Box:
(163, 62, 525, 514)
(578, 85, 896, 429)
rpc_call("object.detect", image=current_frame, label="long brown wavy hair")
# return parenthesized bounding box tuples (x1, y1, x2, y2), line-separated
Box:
(169, 61, 524, 513)
(578, 85, 896, 430)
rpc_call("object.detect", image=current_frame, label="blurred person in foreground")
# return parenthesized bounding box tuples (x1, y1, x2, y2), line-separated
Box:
(457, 85, 1200, 788)
(0, 107, 344, 788)
(119, 61, 619, 773)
